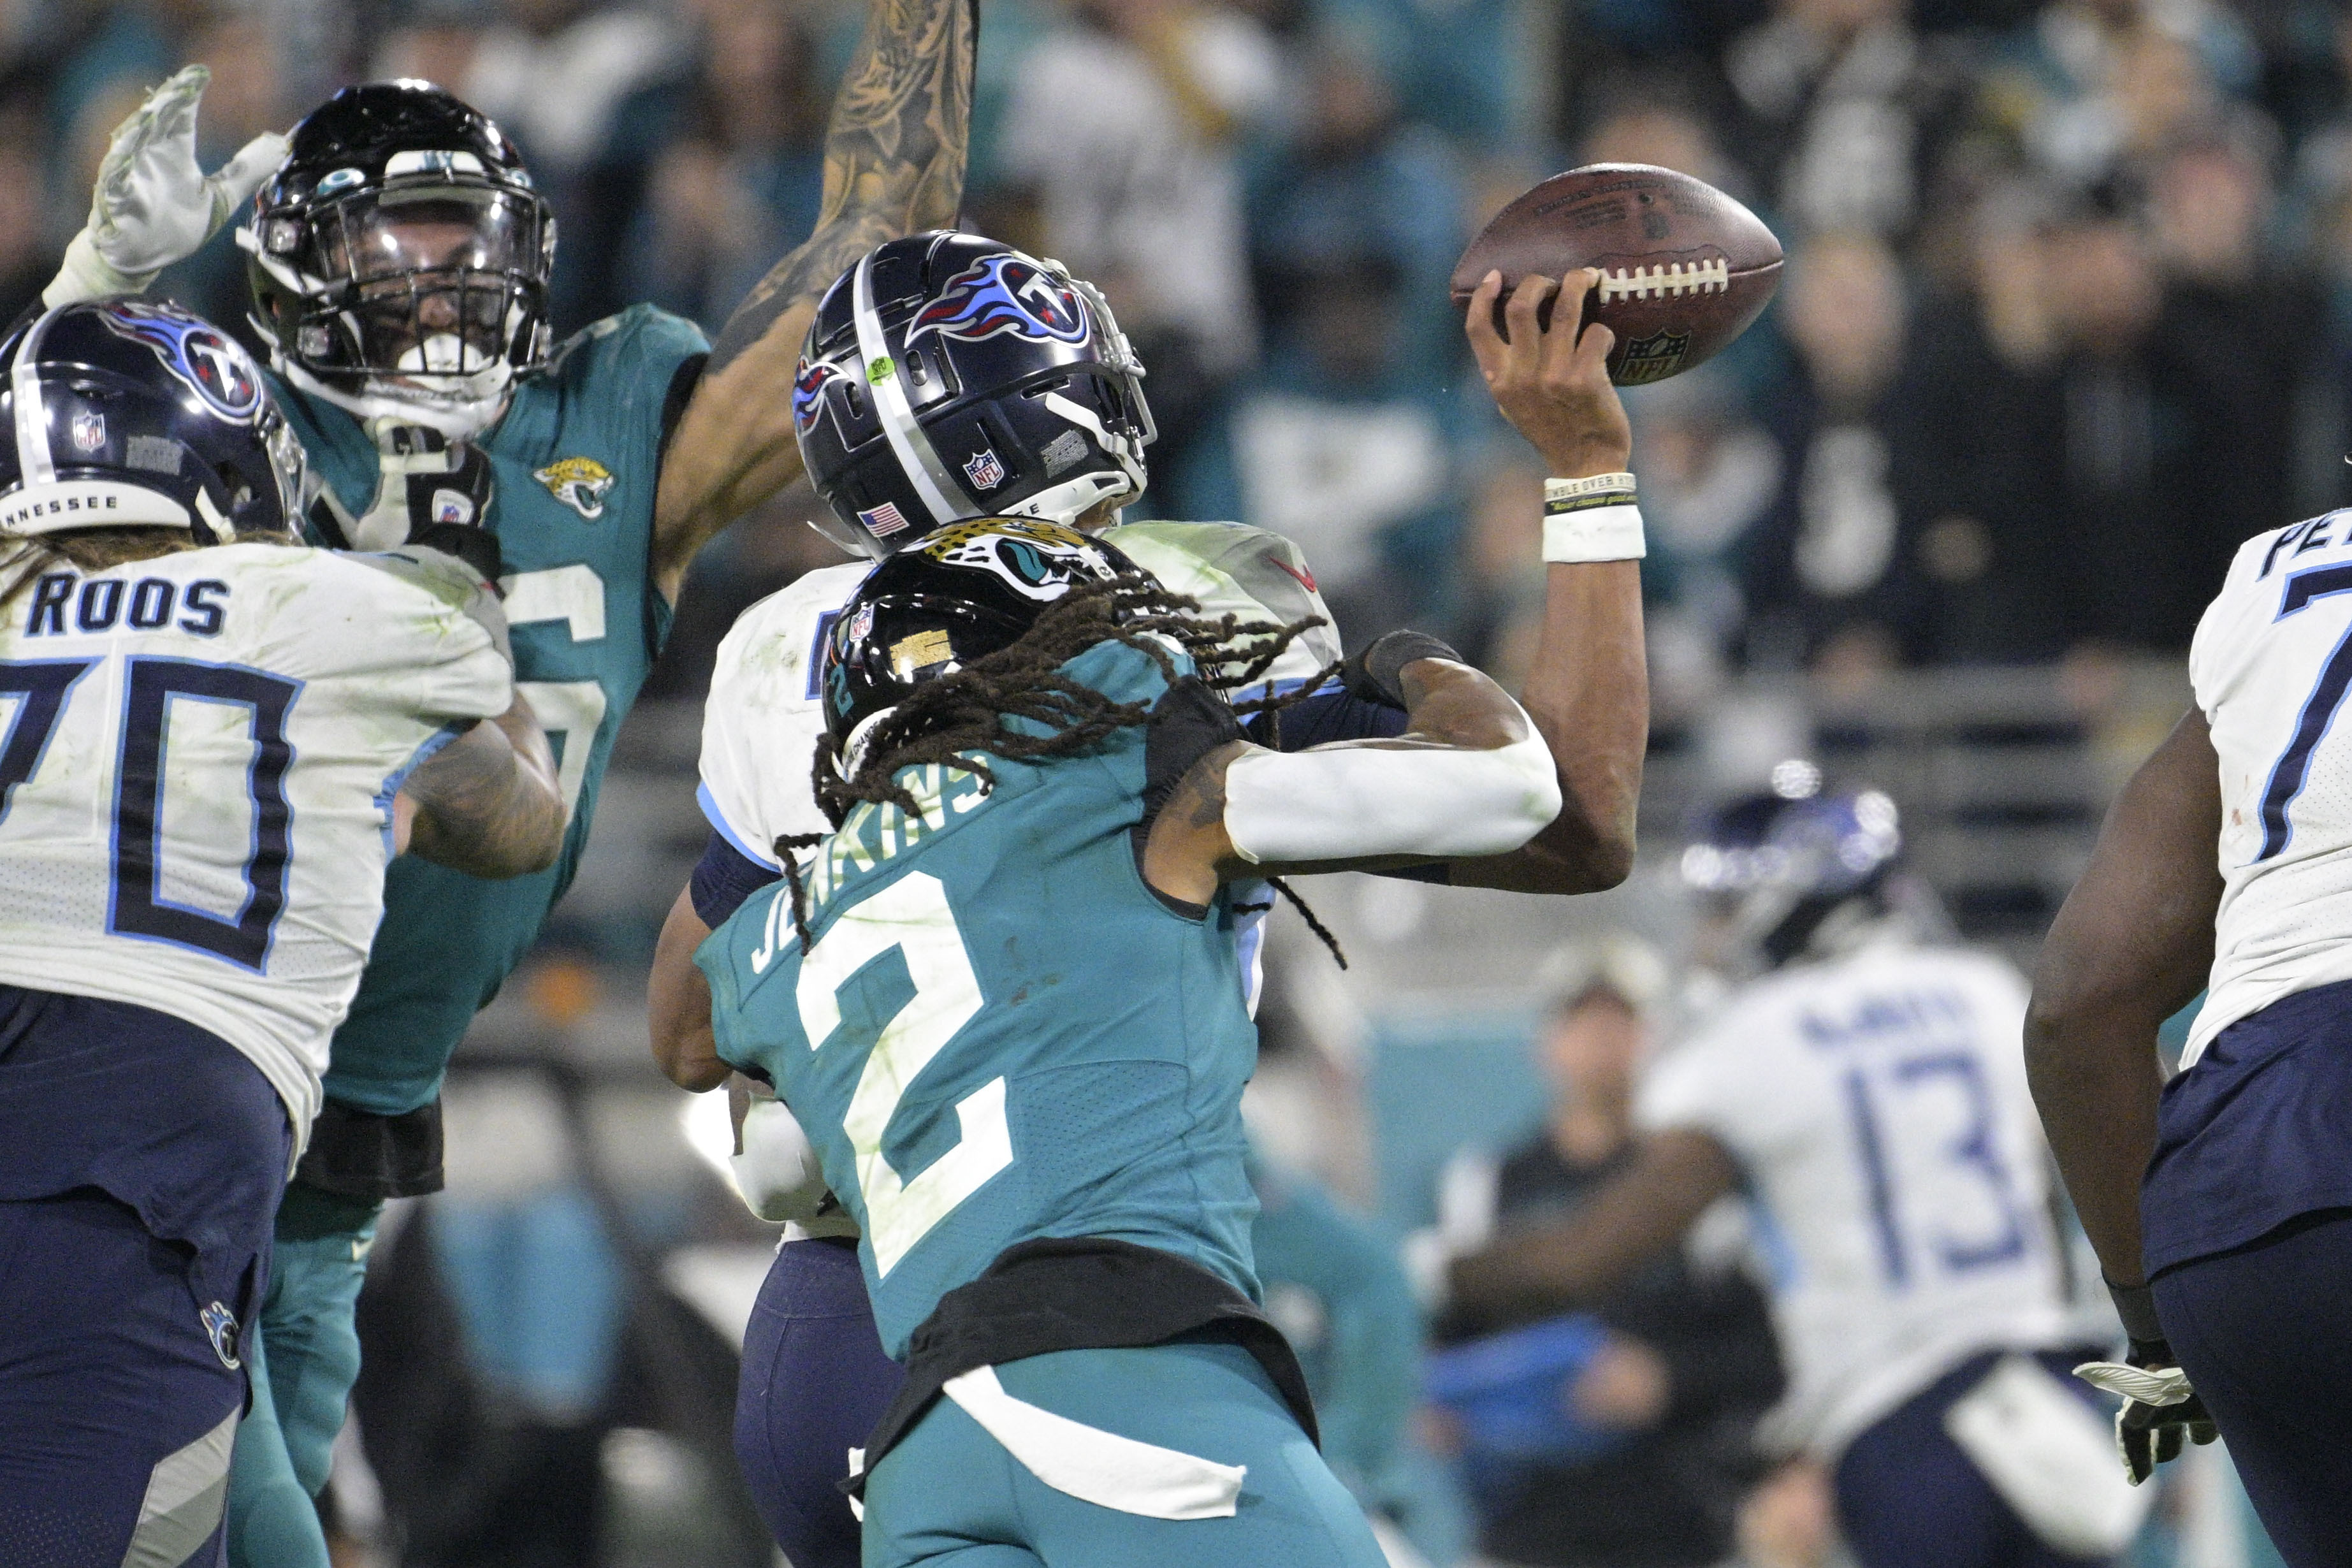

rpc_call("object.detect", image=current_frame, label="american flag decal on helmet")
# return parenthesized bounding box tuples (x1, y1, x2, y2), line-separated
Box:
(859, 501, 911, 537)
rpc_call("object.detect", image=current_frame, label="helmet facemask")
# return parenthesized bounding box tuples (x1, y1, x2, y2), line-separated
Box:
(243, 154, 555, 439)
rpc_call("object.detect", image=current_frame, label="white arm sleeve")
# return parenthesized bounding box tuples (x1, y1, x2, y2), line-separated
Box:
(730, 1098, 836, 1226)
(1221, 724, 1560, 864)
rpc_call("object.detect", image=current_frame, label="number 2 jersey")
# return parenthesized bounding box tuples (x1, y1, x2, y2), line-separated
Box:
(697, 639, 1263, 1358)
(1634, 938, 2067, 1458)
(0, 542, 512, 1138)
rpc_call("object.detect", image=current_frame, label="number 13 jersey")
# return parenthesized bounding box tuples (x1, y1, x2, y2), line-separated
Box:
(1634, 940, 2065, 1458)
(0, 542, 512, 1141)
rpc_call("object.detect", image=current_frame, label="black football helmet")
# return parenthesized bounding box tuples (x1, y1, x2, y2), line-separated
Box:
(0, 299, 307, 544)
(820, 517, 1138, 758)
(239, 80, 555, 438)
(795, 232, 1155, 558)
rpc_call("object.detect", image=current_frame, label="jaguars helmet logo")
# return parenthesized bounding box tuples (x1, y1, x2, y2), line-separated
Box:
(920, 517, 1118, 602)
(534, 456, 615, 519)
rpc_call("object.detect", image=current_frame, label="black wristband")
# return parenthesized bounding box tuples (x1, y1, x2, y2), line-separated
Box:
(2105, 1275, 2166, 1345)
(1346, 630, 1463, 709)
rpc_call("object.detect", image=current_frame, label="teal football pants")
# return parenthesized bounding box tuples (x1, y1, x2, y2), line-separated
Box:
(861, 1335, 1388, 1568)
(226, 1183, 382, 1568)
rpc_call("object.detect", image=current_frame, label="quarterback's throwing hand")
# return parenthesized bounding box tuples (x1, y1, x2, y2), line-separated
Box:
(2074, 1352, 2219, 1485)
(47, 66, 289, 306)
(1465, 268, 1632, 481)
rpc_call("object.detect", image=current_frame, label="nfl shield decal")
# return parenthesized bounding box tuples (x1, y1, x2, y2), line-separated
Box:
(201, 1300, 241, 1369)
(70, 410, 105, 453)
(1616, 329, 1693, 386)
(963, 447, 1006, 491)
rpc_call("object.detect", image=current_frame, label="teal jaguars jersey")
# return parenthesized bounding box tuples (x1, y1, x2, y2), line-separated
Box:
(280, 303, 709, 1114)
(697, 640, 1264, 1358)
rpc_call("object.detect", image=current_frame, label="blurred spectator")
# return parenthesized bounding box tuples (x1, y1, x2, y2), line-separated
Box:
(1431, 938, 1783, 1568)
(2144, 138, 2323, 632)
(1877, 184, 2075, 663)
(1743, 231, 1912, 672)
(407, 0, 688, 330)
(1723, 0, 1968, 242)
(998, 0, 1284, 483)
(620, 0, 826, 333)
(1627, 369, 1785, 706)
(0, 108, 55, 322)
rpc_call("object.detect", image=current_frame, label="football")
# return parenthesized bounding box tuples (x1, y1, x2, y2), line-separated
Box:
(1450, 163, 1783, 386)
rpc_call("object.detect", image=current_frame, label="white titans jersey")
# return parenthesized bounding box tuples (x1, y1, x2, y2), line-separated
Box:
(2187, 509, 2352, 1063)
(697, 521, 1342, 874)
(1636, 938, 2068, 1458)
(0, 542, 511, 1142)
(697, 522, 1339, 1236)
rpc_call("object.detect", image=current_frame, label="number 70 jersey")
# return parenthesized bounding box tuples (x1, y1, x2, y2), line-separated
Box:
(0, 543, 513, 1140)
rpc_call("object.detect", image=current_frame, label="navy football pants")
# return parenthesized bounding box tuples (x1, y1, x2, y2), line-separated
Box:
(736, 1236, 906, 1568)
(2155, 1209, 2352, 1568)
(0, 1191, 243, 1568)
(1834, 1349, 2112, 1568)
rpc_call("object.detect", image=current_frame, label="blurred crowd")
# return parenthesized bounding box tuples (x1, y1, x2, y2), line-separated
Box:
(6, 0, 2352, 710)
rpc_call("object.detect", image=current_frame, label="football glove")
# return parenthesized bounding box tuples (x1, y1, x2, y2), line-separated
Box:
(45, 66, 289, 306)
(1342, 630, 1465, 709)
(2073, 1343, 2218, 1486)
(330, 421, 502, 580)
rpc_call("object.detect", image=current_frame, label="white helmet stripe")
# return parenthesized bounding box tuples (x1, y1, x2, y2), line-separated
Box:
(11, 304, 65, 488)
(850, 250, 975, 528)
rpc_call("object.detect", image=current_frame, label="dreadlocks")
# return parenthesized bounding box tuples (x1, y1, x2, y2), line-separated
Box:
(784, 565, 1349, 965)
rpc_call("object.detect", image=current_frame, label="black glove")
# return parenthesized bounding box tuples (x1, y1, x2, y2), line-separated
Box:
(409, 520, 505, 584)
(2074, 1338, 2218, 1485)
(1342, 630, 1464, 709)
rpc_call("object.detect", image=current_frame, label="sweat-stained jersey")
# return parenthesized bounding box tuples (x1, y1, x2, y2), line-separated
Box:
(279, 303, 709, 1115)
(697, 639, 1263, 1357)
(0, 542, 512, 1139)
(1634, 938, 2068, 1459)
(2186, 508, 2352, 1064)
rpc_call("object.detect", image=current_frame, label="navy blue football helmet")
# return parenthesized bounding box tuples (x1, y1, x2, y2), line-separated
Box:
(1681, 775, 1903, 969)
(795, 232, 1155, 558)
(820, 517, 1138, 756)
(240, 80, 555, 437)
(0, 299, 307, 544)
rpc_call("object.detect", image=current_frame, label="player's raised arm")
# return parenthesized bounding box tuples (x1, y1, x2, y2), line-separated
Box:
(1138, 633, 1563, 906)
(1444, 268, 1648, 895)
(395, 691, 566, 878)
(651, 0, 980, 593)
(2024, 710, 2223, 1296)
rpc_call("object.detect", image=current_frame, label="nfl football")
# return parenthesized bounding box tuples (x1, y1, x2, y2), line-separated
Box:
(1450, 164, 1783, 386)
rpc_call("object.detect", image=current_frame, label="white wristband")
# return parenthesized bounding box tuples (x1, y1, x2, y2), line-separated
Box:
(1542, 503, 1645, 563)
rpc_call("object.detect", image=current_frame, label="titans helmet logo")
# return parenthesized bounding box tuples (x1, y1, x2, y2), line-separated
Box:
(99, 301, 264, 423)
(906, 256, 1091, 351)
(792, 356, 841, 433)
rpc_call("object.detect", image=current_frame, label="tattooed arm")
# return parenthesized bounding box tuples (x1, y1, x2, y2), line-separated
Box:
(395, 692, 567, 879)
(651, 0, 980, 599)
